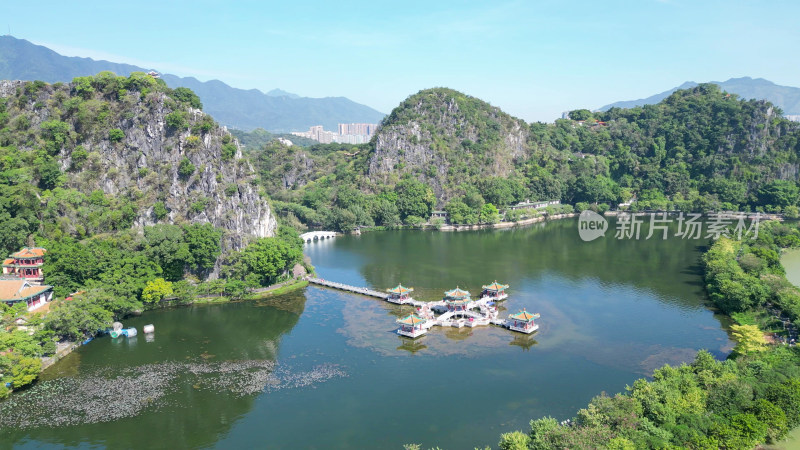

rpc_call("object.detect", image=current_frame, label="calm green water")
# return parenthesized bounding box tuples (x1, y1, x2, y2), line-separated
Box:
(1, 218, 733, 449)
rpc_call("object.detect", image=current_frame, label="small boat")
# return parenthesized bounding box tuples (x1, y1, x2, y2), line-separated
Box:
(82, 336, 94, 345)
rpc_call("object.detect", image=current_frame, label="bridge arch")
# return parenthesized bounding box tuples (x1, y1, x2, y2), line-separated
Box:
(300, 231, 338, 243)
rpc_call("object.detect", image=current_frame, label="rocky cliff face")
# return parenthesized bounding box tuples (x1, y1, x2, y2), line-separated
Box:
(0, 78, 276, 250)
(368, 88, 530, 202)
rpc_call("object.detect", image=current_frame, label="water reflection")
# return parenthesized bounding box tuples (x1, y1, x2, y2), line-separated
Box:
(509, 334, 539, 351)
(1, 294, 310, 448)
(307, 219, 732, 374)
(396, 337, 428, 354)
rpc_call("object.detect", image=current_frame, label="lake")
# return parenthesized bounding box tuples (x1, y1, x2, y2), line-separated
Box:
(0, 218, 733, 449)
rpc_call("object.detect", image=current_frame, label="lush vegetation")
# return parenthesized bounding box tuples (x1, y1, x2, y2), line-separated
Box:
(251, 85, 800, 232)
(0, 223, 303, 392)
(0, 73, 305, 394)
(483, 222, 800, 449)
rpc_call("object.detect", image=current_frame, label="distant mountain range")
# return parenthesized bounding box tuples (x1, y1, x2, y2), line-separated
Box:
(599, 77, 800, 115)
(0, 36, 385, 132)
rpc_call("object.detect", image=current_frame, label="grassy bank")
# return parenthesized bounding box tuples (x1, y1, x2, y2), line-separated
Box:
(191, 278, 309, 304)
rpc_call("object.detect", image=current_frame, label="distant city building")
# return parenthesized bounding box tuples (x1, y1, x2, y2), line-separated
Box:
(291, 123, 379, 144)
(338, 123, 379, 136)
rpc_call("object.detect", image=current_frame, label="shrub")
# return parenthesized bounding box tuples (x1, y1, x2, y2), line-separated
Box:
(165, 110, 188, 131)
(171, 87, 203, 109)
(108, 128, 124, 142)
(178, 157, 195, 179)
(190, 197, 209, 213)
(70, 146, 88, 171)
(221, 143, 237, 160)
(153, 201, 168, 221)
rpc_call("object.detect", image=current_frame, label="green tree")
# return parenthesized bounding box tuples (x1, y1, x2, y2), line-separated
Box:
(10, 355, 41, 389)
(165, 110, 188, 131)
(178, 157, 195, 179)
(183, 223, 223, 271)
(758, 180, 799, 208)
(396, 179, 435, 220)
(229, 236, 303, 286)
(141, 278, 174, 304)
(480, 203, 500, 224)
(171, 87, 203, 109)
(108, 128, 124, 142)
(569, 109, 593, 121)
(153, 201, 168, 221)
(498, 431, 531, 450)
(45, 296, 113, 340)
(445, 197, 476, 224)
(730, 324, 767, 355)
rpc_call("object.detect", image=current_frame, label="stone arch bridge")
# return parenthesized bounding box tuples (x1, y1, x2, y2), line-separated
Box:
(300, 231, 337, 243)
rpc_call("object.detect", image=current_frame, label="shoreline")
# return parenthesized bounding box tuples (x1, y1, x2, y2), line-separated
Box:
(435, 212, 578, 232)
(33, 277, 310, 380)
(352, 209, 786, 236)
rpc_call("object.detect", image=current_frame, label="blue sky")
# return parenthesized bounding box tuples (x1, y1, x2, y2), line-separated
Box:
(7, 0, 800, 122)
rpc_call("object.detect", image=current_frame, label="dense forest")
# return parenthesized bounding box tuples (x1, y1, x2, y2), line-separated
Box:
(0, 74, 304, 395)
(252, 85, 800, 232)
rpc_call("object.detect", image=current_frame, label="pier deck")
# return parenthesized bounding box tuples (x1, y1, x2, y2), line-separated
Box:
(307, 278, 390, 299)
(306, 277, 535, 335)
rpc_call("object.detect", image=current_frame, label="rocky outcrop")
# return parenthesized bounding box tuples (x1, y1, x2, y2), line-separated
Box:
(0, 78, 277, 250)
(368, 88, 529, 203)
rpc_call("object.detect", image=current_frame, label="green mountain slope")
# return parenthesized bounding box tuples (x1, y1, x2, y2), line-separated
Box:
(599, 77, 800, 115)
(252, 84, 800, 231)
(368, 88, 530, 201)
(0, 36, 385, 132)
(0, 72, 277, 254)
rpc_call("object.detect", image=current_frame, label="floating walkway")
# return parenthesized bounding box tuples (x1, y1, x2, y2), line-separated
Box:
(307, 278, 539, 337)
(307, 278, 389, 299)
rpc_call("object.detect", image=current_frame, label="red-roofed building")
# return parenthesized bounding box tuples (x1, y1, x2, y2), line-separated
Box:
(2, 247, 47, 284)
(0, 279, 53, 311)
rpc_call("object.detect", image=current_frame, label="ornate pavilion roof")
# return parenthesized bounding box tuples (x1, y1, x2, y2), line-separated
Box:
(397, 314, 426, 326)
(482, 281, 509, 291)
(444, 287, 470, 299)
(387, 284, 414, 294)
(509, 310, 540, 322)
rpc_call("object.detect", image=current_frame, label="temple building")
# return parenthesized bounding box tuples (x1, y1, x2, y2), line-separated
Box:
(2, 247, 47, 284)
(396, 313, 428, 338)
(444, 287, 471, 312)
(507, 309, 540, 334)
(480, 281, 509, 301)
(387, 284, 414, 304)
(0, 278, 54, 311)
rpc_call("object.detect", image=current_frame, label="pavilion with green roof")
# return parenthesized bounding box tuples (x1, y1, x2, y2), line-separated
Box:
(507, 309, 540, 334)
(387, 284, 414, 304)
(444, 287, 472, 311)
(396, 313, 428, 338)
(480, 281, 509, 300)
